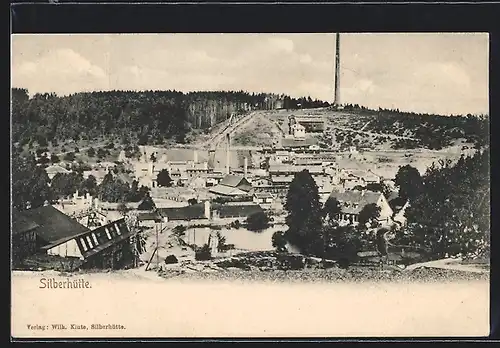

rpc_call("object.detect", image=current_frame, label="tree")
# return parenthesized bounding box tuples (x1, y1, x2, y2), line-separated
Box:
(87, 147, 96, 157)
(404, 150, 490, 259)
(63, 152, 76, 162)
(138, 192, 156, 211)
(365, 182, 392, 199)
(284, 169, 323, 256)
(188, 198, 198, 205)
(50, 154, 60, 163)
(11, 150, 53, 210)
(272, 231, 288, 252)
(80, 175, 97, 197)
(150, 153, 157, 163)
(117, 202, 129, 216)
(156, 169, 173, 187)
(97, 173, 130, 203)
(215, 231, 228, 252)
(246, 211, 270, 231)
(323, 196, 341, 222)
(173, 225, 187, 237)
(97, 148, 107, 159)
(358, 203, 381, 229)
(394, 165, 424, 202)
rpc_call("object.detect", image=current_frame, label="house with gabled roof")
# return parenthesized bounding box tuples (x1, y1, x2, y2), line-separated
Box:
(14, 205, 139, 270)
(45, 164, 70, 180)
(12, 208, 40, 263)
(209, 174, 253, 197)
(328, 189, 393, 226)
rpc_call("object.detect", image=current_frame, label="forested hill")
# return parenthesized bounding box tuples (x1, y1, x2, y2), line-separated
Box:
(11, 88, 329, 146)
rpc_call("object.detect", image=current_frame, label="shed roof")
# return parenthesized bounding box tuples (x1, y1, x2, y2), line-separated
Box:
(281, 137, 319, 148)
(137, 211, 163, 222)
(253, 192, 274, 199)
(213, 203, 264, 218)
(158, 203, 207, 221)
(20, 205, 90, 245)
(209, 184, 251, 197)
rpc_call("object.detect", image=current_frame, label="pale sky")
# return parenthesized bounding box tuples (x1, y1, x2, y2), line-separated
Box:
(11, 33, 489, 115)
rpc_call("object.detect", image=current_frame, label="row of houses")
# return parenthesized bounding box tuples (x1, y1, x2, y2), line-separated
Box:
(136, 200, 266, 225)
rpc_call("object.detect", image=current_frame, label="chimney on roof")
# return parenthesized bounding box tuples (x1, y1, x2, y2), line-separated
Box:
(361, 189, 366, 196)
(226, 133, 231, 175)
(204, 200, 211, 219)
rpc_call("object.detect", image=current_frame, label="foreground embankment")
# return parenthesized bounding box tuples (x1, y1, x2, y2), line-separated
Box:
(12, 267, 490, 338)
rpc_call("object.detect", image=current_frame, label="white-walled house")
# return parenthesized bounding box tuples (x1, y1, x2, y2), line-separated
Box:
(327, 189, 394, 226)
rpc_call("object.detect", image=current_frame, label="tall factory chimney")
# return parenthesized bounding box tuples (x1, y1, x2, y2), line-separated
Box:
(334, 33, 341, 108)
(225, 133, 231, 174)
(243, 157, 248, 178)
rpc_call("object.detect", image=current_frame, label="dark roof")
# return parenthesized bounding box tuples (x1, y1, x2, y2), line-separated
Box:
(281, 137, 319, 148)
(12, 208, 40, 235)
(328, 190, 384, 215)
(213, 204, 264, 218)
(158, 203, 207, 221)
(20, 205, 90, 245)
(137, 212, 163, 222)
(219, 174, 249, 188)
(79, 219, 132, 259)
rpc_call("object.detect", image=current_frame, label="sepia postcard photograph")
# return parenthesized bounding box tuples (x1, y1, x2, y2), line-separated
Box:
(10, 32, 490, 338)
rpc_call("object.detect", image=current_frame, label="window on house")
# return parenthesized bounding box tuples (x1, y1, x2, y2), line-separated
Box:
(86, 235, 93, 249)
(115, 224, 122, 235)
(105, 228, 112, 240)
(80, 238, 88, 251)
(91, 233, 99, 246)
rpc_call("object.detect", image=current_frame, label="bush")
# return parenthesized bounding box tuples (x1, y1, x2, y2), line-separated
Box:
(173, 225, 187, 236)
(195, 244, 212, 261)
(246, 211, 269, 232)
(164, 255, 178, 264)
(230, 220, 241, 229)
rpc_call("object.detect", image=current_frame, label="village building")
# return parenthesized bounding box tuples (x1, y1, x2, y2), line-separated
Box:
(269, 165, 326, 178)
(19, 205, 91, 251)
(328, 189, 394, 226)
(43, 218, 138, 270)
(12, 208, 40, 263)
(186, 162, 209, 178)
(252, 192, 274, 209)
(291, 123, 306, 138)
(158, 201, 211, 224)
(83, 169, 108, 184)
(45, 164, 70, 180)
(339, 169, 382, 190)
(11, 205, 136, 270)
(288, 115, 325, 133)
(209, 174, 253, 197)
(281, 137, 319, 150)
(211, 203, 264, 221)
(273, 150, 291, 164)
(205, 172, 225, 187)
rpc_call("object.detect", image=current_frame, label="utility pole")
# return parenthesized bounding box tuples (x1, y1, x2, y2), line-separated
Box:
(155, 223, 159, 269)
